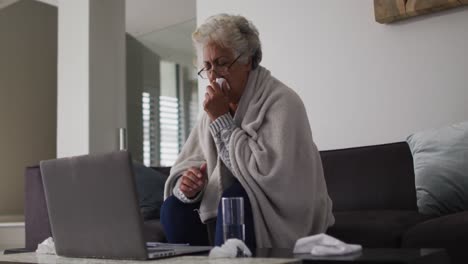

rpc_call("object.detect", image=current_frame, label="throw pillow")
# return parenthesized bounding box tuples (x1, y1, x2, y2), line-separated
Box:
(406, 121, 468, 216)
(133, 162, 169, 220)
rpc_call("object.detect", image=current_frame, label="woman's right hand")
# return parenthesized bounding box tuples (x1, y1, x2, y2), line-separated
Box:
(179, 163, 207, 198)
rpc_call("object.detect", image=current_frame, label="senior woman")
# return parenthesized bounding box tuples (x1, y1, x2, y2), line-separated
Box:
(160, 14, 334, 249)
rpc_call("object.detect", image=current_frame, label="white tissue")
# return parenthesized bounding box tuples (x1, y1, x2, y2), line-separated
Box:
(216, 78, 231, 91)
(209, 239, 252, 258)
(293, 233, 361, 256)
(36, 237, 56, 255)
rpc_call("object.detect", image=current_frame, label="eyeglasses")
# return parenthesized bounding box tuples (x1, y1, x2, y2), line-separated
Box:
(197, 54, 242, 79)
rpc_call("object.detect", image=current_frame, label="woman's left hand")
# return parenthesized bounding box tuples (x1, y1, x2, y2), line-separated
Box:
(203, 81, 230, 121)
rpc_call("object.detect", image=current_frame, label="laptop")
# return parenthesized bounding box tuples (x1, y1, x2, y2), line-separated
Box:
(40, 151, 211, 260)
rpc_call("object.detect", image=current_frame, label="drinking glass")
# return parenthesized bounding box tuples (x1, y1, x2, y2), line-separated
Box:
(222, 197, 245, 242)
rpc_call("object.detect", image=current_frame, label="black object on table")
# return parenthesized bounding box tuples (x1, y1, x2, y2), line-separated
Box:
(2, 249, 34, 255)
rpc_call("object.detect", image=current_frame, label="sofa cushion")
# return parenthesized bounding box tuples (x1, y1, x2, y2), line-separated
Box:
(143, 219, 166, 242)
(133, 162, 168, 220)
(326, 210, 433, 248)
(402, 211, 468, 248)
(24, 165, 52, 250)
(407, 121, 468, 216)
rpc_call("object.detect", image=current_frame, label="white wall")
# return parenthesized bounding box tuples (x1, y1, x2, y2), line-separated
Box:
(57, 0, 126, 157)
(197, 0, 468, 150)
(57, 0, 90, 156)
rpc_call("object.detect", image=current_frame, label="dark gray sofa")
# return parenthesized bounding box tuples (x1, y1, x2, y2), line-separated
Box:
(23, 142, 468, 252)
(321, 142, 433, 247)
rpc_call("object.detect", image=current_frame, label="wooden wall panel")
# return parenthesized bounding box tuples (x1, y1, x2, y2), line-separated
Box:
(375, 0, 468, 24)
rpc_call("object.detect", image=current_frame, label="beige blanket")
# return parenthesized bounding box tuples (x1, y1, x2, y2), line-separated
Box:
(164, 66, 334, 248)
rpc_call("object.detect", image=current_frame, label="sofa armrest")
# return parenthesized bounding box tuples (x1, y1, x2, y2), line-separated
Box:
(320, 142, 417, 211)
(402, 211, 468, 248)
(24, 165, 52, 250)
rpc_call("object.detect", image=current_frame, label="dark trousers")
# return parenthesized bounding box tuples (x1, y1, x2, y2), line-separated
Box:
(160, 180, 256, 249)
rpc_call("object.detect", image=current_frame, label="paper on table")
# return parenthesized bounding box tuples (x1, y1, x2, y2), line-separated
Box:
(293, 233, 362, 256)
(209, 238, 252, 258)
(36, 237, 56, 255)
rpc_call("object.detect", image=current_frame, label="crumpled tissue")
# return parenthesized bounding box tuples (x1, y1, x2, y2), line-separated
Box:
(216, 77, 231, 92)
(209, 239, 252, 258)
(293, 233, 362, 256)
(35, 237, 56, 255)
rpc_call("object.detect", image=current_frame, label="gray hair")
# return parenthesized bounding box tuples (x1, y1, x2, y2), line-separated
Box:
(192, 14, 262, 70)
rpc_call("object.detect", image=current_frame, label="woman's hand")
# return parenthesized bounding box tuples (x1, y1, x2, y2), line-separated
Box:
(203, 81, 230, 121)
(179, 163, 207, 198)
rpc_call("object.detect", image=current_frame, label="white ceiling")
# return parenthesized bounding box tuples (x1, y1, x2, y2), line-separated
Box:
(126, 0, 197, 67)
(125, 0, 196, 37)
(0, 0, 57, 8)
(0, 0, 197, 65)
(0, 0, 18, 9)
(0, 0, 196, 34)
(136, 18, 196, 67)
